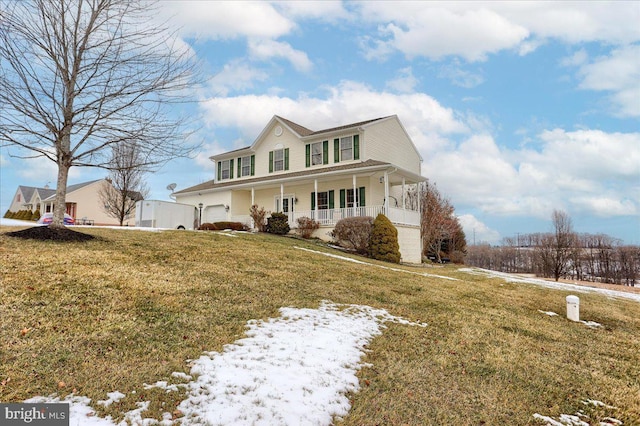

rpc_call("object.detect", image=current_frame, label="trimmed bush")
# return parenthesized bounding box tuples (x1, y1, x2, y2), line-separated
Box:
(369, 214, 401, 263)
(266, 212, 290, 235)
(198, 223, 218, 231)
(3, 209, 13, 219)
(296, 216, 320, 239)
(249, 205, 268, 232)
(331, 216, 374, 254)
(31, 209, 41, 221)
(198, 221, 246, 231)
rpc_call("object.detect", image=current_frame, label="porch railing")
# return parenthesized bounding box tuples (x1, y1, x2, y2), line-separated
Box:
(290, 205, 419, 227)
(231, 205, 420, 229)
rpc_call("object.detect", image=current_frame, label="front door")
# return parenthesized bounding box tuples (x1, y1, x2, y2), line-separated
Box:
(275, 195, 295, 221)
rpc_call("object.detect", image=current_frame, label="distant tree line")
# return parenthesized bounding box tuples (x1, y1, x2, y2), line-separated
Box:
(466, 210, 639, 286)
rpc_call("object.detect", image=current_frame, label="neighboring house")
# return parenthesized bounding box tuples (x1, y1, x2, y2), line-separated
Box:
(8, 179, 138, 226)
(174, 115, 426, 263)
(8, 185, 56, 214)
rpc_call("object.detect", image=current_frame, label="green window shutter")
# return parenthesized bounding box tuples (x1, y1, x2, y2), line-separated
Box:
(328, 190, 335, 209)
(334, 139, 339, 163)
(354, 135, 360, 160)
(250, 155, 255, 176)
(359, 186, 366, 207)
(339, 189, 346, 209)
(217, 161, 221, 181)
(323, 140, 329, 165)
(229, 159, 234, 179)
(284, 148, 290, 170)
(305, 144, 310, 167)
(311, 192, 315, 210)
(269, 151, 273, 173)
(237, 157, 242, 177)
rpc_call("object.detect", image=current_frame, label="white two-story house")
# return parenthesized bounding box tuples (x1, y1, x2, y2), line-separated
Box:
(174, 115, 425, 263)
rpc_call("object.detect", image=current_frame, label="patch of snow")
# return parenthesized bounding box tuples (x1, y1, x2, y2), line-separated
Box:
(97, 391, 126, 407)
(0, 218, 44, 227)
(538, 310, 559, 316)
(579, 320, 603, 328)
(171, 372, 192, 381)
(460, 268, 640, 303)
(23, 301, 426, 426)
(143, 381, 187, 393)
(295, 246, 459, 281)
(582, 400, 617, 410)
(534, 399, 622, 426)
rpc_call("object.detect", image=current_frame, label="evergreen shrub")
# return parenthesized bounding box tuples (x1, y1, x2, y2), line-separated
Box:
(369, 214, 401, 263)
(266, 212, 290, 235)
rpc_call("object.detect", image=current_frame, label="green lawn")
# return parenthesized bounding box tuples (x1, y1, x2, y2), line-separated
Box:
(1, 226, 638, 425)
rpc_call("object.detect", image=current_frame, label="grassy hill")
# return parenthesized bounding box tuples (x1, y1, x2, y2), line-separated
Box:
(1, 227, 638, 425)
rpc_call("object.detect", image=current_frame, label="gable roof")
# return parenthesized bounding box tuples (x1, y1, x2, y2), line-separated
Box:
(212, 115, 396, 161)
(41, 179, 104, 201)
(17, 185, 56, 202)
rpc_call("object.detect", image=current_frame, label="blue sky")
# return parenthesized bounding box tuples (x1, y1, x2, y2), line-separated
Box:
(1, 1, 639, 244)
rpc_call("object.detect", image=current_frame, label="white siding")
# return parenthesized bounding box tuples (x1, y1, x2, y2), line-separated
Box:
(363, 118, 421, 175)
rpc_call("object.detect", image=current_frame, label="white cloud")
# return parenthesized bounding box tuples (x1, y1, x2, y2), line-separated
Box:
(427, 128, 640, 219)
(576, 45, 640, 117)
(209, 60, 269, 97)
(458, 214, 502, 245)
(355, 2, 640, 61)
(438, 60, 484, 88)
(248, 39, 313, 72)
(200, 80, 468, 142)
(385, 67, 418, 93)
(274, 1, 349, 22)
(162, 1, 295, 40)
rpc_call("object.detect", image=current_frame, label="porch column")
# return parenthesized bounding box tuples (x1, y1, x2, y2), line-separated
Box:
(352, 174, 357, 217)
(280, 184, 284, 213)
(251, 187, 255, 229)
(402, 178, 406, 210)
(383, 171, 389, 214)
(314, 179, 318, 220)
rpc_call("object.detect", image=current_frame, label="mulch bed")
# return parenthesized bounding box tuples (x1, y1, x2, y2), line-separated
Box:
(5, 226, 96, 242)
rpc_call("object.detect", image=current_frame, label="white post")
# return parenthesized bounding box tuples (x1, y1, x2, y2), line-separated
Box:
(383, 171, 389, 214)
(352, 174, 357, 217)
(250, 187, 255, 229)
(280, 184, 284, 213)
(314, 179, 318, 221)
(566, 295, 580, 322)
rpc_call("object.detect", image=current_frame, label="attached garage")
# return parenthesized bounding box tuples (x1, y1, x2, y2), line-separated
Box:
(204, 205, 227, 223)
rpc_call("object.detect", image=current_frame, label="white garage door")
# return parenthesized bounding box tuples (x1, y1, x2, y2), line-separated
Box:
(204, 205, 227, 223)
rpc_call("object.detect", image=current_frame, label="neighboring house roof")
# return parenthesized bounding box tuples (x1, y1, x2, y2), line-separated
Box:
(175, 159, 424, 195)
(16, 185, 55, 205)
(41, 179, 104, 201)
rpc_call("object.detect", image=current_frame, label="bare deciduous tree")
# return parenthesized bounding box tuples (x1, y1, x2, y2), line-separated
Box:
(0, 0, 198, 228)
(407, 181, 466, 263)
(99, 143, 148, 226)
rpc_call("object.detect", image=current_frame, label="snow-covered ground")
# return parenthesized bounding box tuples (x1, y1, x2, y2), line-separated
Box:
(26, 301, 427, 425)
(460, 267, 640, 303)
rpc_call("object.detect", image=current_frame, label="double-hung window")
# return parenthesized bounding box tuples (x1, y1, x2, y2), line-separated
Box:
(240, 156, 251, 177)
(340, 136, 353, 161)
(273, 149, 284, 172)
(311, 142, 323, 165)
(220, 160, 231, 180)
